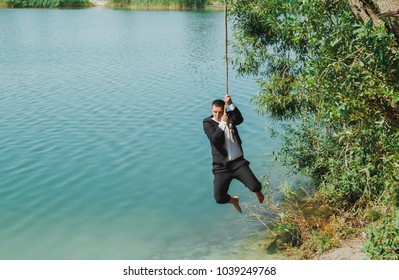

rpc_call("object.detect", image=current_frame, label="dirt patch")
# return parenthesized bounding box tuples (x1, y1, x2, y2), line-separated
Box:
(90, 0, 108, 6)
(317, 237, 368, 260)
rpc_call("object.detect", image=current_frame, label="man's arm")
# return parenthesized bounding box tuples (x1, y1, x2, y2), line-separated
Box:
(225, 95, 244, 125)
(203, 117, 225, 145)
(228, 104, 244, 125)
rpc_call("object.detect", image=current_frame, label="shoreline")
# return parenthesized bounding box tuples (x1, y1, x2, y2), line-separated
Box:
(0, 1, 224, 9)
(91, 0, 224, 10)
(91, 0, 108, 6)
(316, 236, 368, 260)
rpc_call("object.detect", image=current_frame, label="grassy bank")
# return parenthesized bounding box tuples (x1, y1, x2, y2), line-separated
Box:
(0, 0, 222, 9)
(4, 0, 93, 8)
(108, 0, 220, 10)
(258, 184, 366, 259)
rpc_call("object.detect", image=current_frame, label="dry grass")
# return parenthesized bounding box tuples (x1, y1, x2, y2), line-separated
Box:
(0, 0, 8, 8)
(109, 0, 213, 10)
(252, 184, 366, 259)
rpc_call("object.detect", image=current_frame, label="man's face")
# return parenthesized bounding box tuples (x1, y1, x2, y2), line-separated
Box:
(212, 105, 224, 122)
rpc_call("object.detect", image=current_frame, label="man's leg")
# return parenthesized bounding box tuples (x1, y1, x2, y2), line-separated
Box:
(233, 164, 264, 203)
(228, 196, 242, 213)
(213, 171, 242, 213)
(255, 191, 265, 204)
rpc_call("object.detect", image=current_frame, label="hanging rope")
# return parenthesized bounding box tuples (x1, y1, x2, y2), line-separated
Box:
(224, 0, 229, 97)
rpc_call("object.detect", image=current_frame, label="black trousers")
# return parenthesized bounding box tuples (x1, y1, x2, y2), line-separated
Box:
(213, 156, 262, 204)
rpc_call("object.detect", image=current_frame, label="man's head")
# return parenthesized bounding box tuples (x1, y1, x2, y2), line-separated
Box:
(212, 99, 225, 122)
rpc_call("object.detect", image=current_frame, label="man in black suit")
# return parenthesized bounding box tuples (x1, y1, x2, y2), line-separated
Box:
(203, 94, 264, 213)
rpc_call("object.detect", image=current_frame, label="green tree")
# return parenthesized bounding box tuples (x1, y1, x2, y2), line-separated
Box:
(109, 0, 210, 9)
(6, 0, 92, 7)
(230, 0, 399, 259)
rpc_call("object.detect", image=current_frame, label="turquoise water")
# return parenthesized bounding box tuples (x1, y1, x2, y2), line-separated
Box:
(0, 8, 282, 259)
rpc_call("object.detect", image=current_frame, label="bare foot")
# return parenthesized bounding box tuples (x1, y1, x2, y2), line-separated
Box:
(230, 196, 242, 213)
(256, 192, 264, 203)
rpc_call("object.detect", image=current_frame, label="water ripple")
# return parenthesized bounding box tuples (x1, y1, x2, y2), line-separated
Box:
(0, 9, 278, 260)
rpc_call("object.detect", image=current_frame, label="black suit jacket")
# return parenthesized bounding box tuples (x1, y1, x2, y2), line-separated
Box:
(203, 106, 244, 168)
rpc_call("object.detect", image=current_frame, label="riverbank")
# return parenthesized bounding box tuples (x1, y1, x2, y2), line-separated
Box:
(1, 0, 94, 8)
(317, 237, 368, 260)
(265, 232, 368, 260)
(0, 0, 7, 8)
(0, 0, 223, 9)
(90, 0, 108, 6)
(86, 0, 225, 10)
(99, 0, 223, 10)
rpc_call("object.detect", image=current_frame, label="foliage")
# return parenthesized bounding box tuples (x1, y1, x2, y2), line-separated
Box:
(6, 0, 93, 7)
(365, 207, 399, 259)
(3, 0, 211, 7)
(267, 183, 362, 258)
(230, 0, 399, 258)
(59, 0, 93, 7)
(109, 0, 210, 9)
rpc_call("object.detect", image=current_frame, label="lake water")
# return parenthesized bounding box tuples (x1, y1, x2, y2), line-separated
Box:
(0, 8, 284, 259)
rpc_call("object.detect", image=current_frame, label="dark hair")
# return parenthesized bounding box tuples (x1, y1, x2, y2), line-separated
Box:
(212, 99, 225, 107)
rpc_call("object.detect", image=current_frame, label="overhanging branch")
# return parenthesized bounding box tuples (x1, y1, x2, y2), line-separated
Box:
(350, 0, 399, 43)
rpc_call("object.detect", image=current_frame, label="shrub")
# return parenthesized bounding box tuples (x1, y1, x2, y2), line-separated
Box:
(366, 208, 399, 260)
(231, 0, 399, 258)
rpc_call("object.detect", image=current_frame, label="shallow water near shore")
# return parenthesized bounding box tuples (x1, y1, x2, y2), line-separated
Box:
(0, 8, 284, 259)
